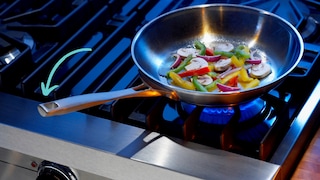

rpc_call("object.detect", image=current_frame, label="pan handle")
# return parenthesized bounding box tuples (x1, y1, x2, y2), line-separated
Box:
(38, 84, 178, 117)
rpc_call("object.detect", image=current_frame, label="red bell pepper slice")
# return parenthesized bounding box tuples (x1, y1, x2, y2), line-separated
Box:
(226, 75, 238, 87)
(178, 66, 210, 78)
(206, 48, 214, 56)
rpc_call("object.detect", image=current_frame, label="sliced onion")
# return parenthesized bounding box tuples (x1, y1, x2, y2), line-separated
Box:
(217, 83, 240, 92)
(196, 54, 221, 62)
(246, 59, 262, 64)
(170, 54, 182, 69)
(217, 67, 241, 79)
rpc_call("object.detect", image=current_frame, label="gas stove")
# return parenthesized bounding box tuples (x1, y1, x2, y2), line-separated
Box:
(0, 0, 320, 179)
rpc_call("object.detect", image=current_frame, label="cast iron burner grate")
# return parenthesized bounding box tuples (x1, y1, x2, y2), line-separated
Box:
(110, 89, 290, 160)
(243, 0, 320, 40)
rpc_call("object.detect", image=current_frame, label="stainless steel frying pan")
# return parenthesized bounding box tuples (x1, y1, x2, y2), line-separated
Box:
(38, 4, 303, 117)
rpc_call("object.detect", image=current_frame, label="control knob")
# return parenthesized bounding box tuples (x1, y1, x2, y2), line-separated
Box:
(36, 161, 78, 180)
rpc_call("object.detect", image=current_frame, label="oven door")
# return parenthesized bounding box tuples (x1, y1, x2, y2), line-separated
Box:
(0, 147, 111, 180)
(0, 147, 38, 180)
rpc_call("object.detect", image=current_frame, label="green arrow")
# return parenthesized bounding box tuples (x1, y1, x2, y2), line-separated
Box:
(41, 48, 92, 96)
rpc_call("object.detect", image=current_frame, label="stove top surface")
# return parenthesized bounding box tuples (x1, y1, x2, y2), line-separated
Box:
(0, 0, 320, 179)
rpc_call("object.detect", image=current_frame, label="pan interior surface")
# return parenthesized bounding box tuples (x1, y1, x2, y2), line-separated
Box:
(131, 4, 303, 105)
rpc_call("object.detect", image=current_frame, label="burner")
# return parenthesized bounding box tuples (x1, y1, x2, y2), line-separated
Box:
(182, 98, 279, 159)
(181, 98, 266, 125)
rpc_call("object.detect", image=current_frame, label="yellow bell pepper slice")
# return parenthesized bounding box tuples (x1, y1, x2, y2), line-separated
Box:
(208, 63, 215, 71)
(238, 68, 254, 82)
(168, 71, 195, 90)
(230, 55, 244, 67)
(240, 79, 260, 89)
(219, 70, 240, 84)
